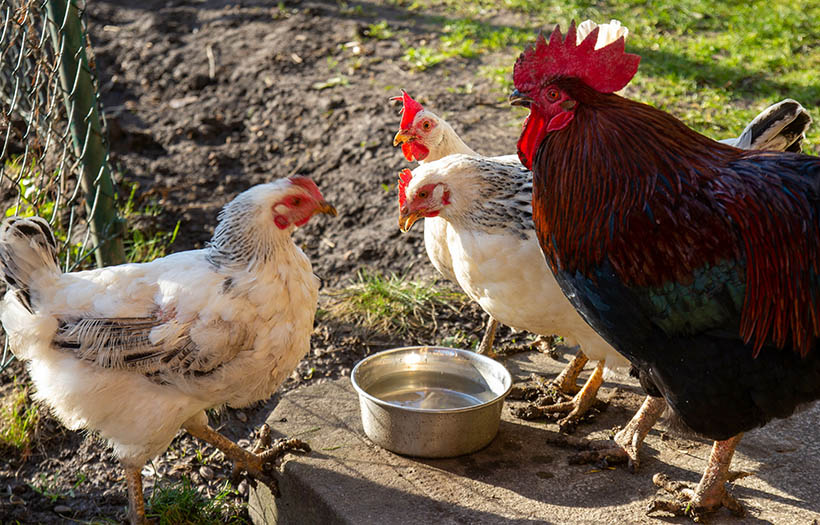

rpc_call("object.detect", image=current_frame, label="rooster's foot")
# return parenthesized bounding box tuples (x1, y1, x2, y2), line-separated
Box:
(647, 435, 747, 521)
(648, 473, 745, 521)
(543, 431, 631, 467)
(530, 335, 561, 359)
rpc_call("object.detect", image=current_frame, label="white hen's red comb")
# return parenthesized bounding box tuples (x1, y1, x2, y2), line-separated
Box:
(390, 90, 425, 129)
(397, 169, 413, 208)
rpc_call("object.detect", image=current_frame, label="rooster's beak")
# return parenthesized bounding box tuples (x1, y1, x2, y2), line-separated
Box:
(398, 209, 422, 232)
(509, 89, 533, 108)
(393, 130, 414, 147)
(316, 201, 338, 217)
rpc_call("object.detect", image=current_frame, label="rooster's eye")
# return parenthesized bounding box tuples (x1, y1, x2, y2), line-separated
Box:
(546, 88, 560, 102)
(291, 197, 301, 206)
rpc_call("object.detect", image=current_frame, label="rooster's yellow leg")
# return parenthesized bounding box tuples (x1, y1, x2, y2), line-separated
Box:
(649, 434, 746, 519)
(123, 464, 146, 525)
(476, 316, 499, 357)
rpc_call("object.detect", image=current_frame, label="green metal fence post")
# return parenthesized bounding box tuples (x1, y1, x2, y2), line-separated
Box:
(45, 0, 125, 267)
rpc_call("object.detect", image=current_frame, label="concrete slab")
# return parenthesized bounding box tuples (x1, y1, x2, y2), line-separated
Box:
(250, 350, 820, 524)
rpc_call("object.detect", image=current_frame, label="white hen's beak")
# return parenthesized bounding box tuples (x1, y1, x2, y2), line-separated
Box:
(393, 130, 414, 147)
(315, 201, 338, 216)
(398, 208, 423, 232)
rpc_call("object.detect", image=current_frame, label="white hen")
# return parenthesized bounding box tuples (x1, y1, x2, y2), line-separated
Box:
(0, 176, 336, 524)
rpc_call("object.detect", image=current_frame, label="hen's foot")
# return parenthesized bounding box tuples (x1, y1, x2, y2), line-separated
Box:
(185, 421, 310, 497)
(513, 360, 605, 432)
(647, 435, 746, 521)
(230, 424, 311, 495)
(546, 395, 665, 470)
(530, 334, 561, 359)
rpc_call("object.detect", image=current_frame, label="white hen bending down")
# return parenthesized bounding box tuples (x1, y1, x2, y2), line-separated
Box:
(0, 177, 336, 524)
(397, 92, 812, 455)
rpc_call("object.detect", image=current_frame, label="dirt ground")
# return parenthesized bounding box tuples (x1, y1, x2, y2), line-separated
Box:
(0, 0, 541, 522)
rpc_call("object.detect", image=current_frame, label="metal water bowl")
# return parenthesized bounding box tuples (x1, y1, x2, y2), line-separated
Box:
(350, 346, 513, 458)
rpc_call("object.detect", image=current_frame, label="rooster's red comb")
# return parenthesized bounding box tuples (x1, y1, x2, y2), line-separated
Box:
(513, 21, 640, 94)
(390, 90, 425, 129)
(397, 169, 413, 208)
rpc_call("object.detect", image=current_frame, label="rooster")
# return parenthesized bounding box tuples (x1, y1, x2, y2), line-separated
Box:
(511, 22, 820, 518)
(393, 39, 811, 432)
(0, 177, 337, 524)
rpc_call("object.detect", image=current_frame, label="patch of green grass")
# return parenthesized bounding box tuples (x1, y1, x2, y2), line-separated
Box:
(363, 20, 395, 40)
(147, 478, 248, 525)
(323, 269, 467, 334)
(440, 330, 478, 350)
(404, 18, 531, 70)
(28, 471, 91, 503)
(120, 183, 181, 263)
(0, 379, 39, 454)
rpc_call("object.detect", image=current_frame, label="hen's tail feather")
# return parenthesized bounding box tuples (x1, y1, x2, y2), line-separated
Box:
(723, 99, 812, 152)
(0, 216, 60, 314)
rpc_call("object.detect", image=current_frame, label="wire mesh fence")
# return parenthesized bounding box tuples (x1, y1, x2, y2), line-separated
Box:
(0, 0, 124, 370)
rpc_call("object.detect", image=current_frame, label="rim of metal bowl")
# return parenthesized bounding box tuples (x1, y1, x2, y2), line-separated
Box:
(350, 346, 513, 414)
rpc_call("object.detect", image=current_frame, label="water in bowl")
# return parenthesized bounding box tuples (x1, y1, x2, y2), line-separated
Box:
(366, 370, 496, 409)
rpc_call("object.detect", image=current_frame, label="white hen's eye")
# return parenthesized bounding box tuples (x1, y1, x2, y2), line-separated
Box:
(422, 121, 431, 130)
(418, 190, 429, 199)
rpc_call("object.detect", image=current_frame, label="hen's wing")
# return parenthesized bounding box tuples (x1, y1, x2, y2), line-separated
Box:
(53, 308, 252, 379)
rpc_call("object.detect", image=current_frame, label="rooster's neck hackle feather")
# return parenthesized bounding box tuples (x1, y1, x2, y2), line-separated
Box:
(534, 85, 820, 357)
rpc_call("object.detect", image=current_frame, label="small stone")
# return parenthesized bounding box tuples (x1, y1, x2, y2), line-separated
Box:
(199, 465, 215, 481)
(237, 479, 249, 496)
(54, 505, 71, 514)
(235, 411, 248, 423)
